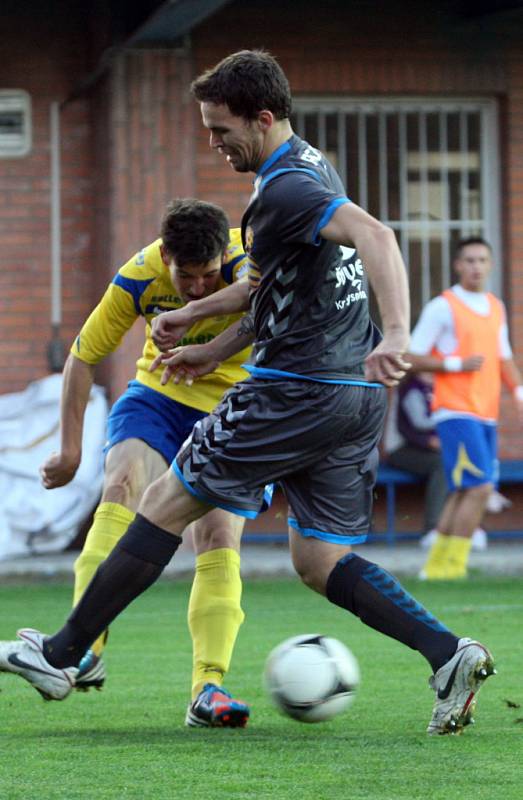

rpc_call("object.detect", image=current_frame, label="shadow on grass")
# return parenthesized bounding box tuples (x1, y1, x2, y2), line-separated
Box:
(5, 722, 426, 749)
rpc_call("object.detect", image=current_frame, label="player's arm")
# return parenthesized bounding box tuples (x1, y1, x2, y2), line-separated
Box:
(320, 202, 410, 386)
(407, 297, 482, 373)
(151, 315, 255, 386)
(40, 354, 95, 488)
(500, 358, 523, 423)
(41, 281, 138, 488)
(152, 279, 251, 351)
(498, 307, 523, 420)
(407, 353, 485, 373)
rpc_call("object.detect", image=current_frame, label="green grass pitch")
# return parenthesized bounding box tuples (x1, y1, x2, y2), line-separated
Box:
(0, 576, 522, 799)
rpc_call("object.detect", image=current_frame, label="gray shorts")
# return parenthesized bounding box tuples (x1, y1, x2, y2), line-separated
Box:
(173, 377, 386, 544)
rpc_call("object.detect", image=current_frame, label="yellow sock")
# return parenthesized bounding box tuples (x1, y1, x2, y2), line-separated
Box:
(73, 501, 135, 656)
(421, 532, 451, 580)
(188, 548, 244, 699)
(445, 535, 472, 579)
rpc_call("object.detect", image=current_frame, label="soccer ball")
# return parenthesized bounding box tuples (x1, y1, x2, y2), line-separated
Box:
(264, 633, 360, 723)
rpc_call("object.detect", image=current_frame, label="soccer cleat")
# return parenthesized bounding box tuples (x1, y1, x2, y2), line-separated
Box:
(185, 683, 250, 728)
(75, 649, 106, 692)
(427, 637, 496, 735)
(0, 628, 77, 701)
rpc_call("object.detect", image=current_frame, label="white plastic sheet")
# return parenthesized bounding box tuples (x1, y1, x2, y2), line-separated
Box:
(0, 374, 108, 560)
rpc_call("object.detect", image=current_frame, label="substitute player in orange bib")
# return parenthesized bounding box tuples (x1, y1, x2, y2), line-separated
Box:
(408, 237, 523, 580)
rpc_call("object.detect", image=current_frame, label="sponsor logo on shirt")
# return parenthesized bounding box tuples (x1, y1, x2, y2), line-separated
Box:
(179, 333, 215, 345)
(145, 304, 174, 316)
(335, 289, 368, 310)
(334, 247, 367, 309)
(150, 294, 182, 303)
(300, 146, 323, 165)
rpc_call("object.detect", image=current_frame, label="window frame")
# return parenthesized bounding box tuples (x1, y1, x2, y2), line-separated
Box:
(291, 96, 502, 306)
(0, 89, 32, 159)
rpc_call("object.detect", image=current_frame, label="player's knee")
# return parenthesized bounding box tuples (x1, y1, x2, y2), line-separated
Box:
(102, 471, 145, 508)
(292, 554, 326, 595)
(193, 523, 240, 552)
(138, 471, 201, 534)
(467, 482, 493, 503)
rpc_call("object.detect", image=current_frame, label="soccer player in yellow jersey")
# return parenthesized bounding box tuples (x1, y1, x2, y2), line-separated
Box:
(39, 198, 254, 727)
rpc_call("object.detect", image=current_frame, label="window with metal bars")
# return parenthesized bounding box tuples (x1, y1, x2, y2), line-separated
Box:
(291, 98, 501, 324)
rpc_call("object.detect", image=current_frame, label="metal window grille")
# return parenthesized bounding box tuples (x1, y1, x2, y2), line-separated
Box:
(0, 90, 32, 158)
(291, 98, 501, 323)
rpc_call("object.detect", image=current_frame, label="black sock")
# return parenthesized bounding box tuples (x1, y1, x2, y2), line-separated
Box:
(326, 553, 458, 672)
(44, 514, 182, 669)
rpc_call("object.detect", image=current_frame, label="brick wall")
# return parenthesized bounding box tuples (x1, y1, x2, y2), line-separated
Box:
(92, 49, 197, 400)
(0, 18, 196, 403)
(0, 7, 94, 394)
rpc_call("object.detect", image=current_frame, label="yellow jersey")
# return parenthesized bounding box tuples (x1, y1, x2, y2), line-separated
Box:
(71, 229, 251, 413)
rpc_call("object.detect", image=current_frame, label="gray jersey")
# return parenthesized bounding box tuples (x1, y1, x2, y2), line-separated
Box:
(242, 134, 380, 381)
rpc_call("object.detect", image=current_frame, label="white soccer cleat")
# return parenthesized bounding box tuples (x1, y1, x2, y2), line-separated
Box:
(427, 637, 496, 735)
(0, 628, 77, 701)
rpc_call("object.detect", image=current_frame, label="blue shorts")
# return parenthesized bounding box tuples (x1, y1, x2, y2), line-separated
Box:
(436, 417, 498, 491)
(106, 380, 207, 465)
(108, 381, 275, 510)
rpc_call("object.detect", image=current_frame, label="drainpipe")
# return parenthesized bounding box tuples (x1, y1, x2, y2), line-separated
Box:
(47, 100, 65, 372)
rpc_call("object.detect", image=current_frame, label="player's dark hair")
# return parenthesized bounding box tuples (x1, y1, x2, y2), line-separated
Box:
(160, 198, 229, 266)
(191, 49, 292, 121)
(454, 236, 492, 258)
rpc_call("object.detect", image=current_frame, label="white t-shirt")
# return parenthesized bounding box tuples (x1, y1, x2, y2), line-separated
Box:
(409, 285, 512, 422)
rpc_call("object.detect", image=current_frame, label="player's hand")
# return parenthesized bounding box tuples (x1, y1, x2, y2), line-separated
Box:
(364, 335, 411, 387)
(40, 451, 80, 489)
(150, 344, 220, 386)
(461, 355, 485, 372)
(151, 308, 194, 352)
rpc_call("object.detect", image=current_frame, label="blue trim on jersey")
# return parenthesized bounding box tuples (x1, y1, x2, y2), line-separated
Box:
(242, 363, 384, 389)
(171, 460, 259, 519)
(288, 517, 368, 545)
(112, 274, 156, 315)
(257, 139, 292, 176)
(260, 167, 322, 192)
(312, 197, 351, 244)
(221, 253, 245, 285)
